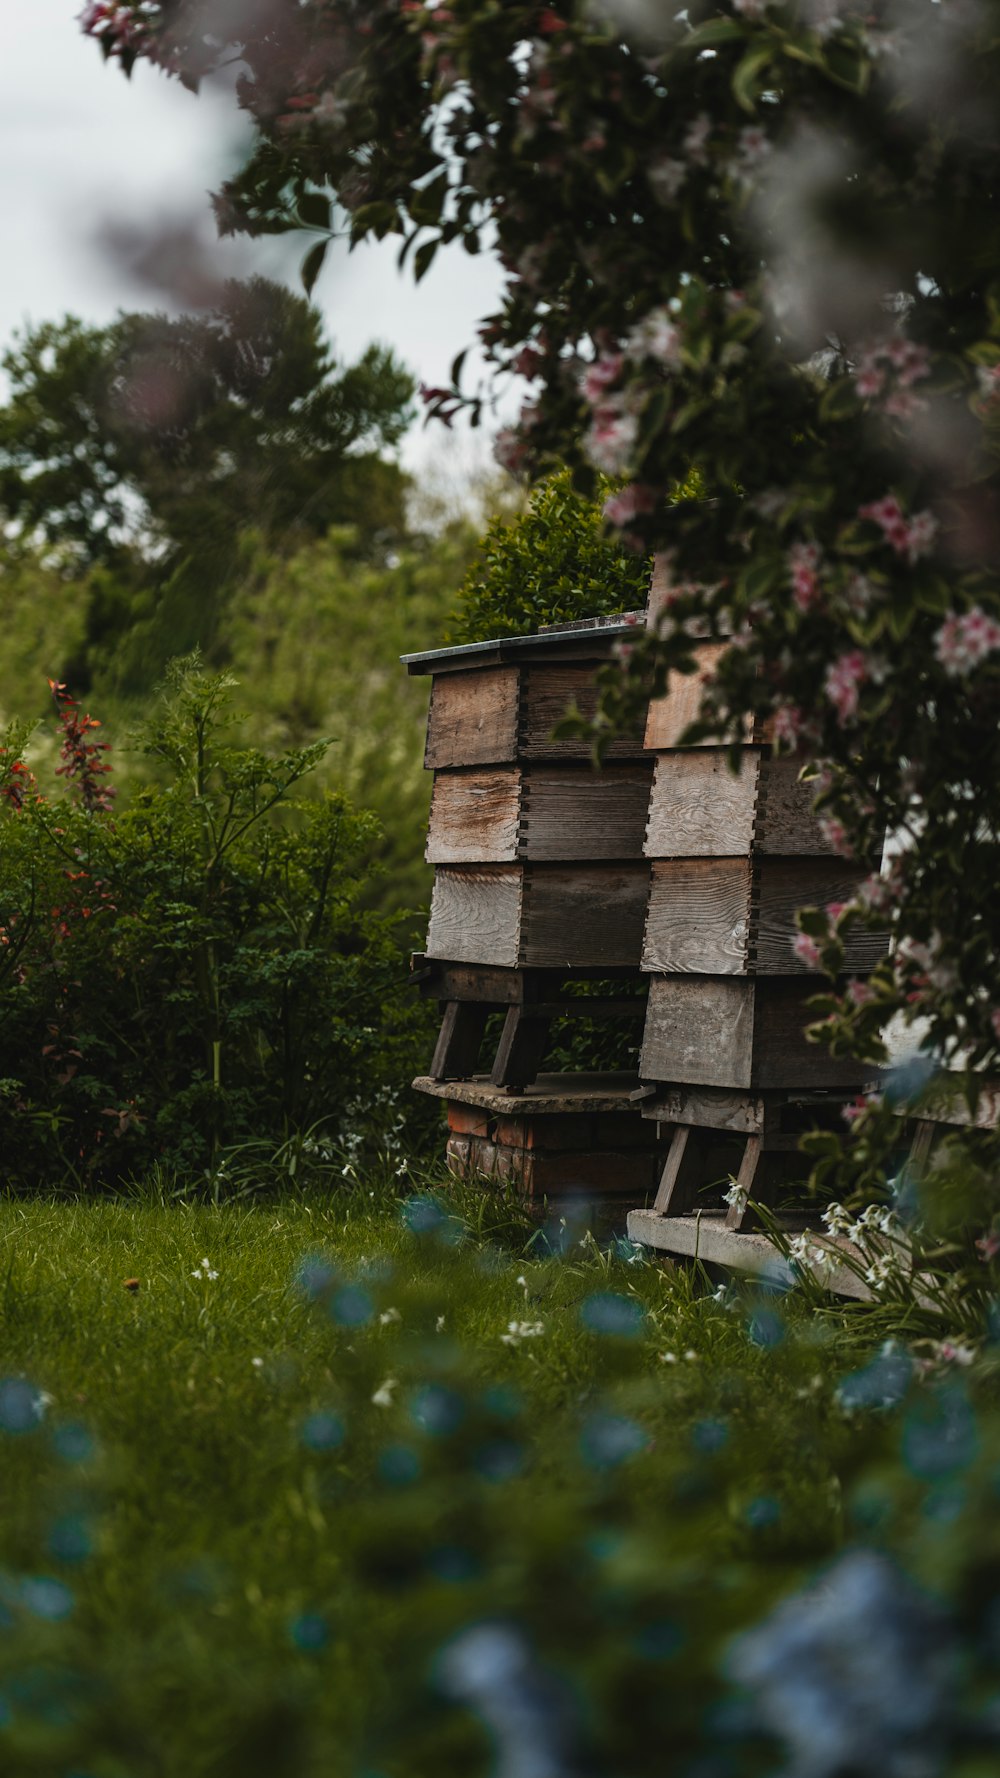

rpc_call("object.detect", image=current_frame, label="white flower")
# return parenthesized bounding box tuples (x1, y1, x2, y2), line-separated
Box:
(626, 307, 683, 369)
(371, 1377, 398, 1408)
(251, 1356, 264, 1370)
(659, 1351, 678, 1364)
(378, 1307, 401, 1326)
(436, 1315, 446, 1333)
(191, 1258, 219, 1281)
(723, 1183, 748, 1212)
(864, 1254, 900, 1287)
(821, 1202, 853, 1236)
(931, 1340, 976, 1367)
(500, 1320, 545, 1347)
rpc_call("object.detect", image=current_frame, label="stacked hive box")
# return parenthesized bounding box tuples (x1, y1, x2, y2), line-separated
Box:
(404, 617, 663, 1208)
(628, 630, 886, 1260)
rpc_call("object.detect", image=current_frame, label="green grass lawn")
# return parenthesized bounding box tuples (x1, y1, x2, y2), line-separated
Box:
(0, 1176, 995, 1778)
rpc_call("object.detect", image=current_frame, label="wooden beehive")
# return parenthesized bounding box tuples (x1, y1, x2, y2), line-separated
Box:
(405, 618, 654, 973)
(638, 629, 886, 1093)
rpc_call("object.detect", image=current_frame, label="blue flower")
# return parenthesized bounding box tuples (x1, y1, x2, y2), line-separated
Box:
(726, 1549, 954, 1777)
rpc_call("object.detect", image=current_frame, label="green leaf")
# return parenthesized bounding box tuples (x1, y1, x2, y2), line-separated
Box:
(297, 191, 332, 232)
(820, 377, 860, 423)
(409, 170, 449, 228)
(413, 238, 439, 283)
(301, 239, 329, 297)
(686, 18, 746, 50)
(819, 37, 871, 94)
(732, 44, 775, 114)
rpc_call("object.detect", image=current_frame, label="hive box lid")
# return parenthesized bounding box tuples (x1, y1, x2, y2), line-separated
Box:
(401, 612, 644, 676)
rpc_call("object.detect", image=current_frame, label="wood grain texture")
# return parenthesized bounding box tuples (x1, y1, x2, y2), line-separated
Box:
(426, 866, 522, 966)
(642, 858, 753, 974)
(755, 756, 833, 855)
(642, 857, 887, 975)
(624, 1211, 873, 1299)
(639, 975, 867, 1089)
(520, 664, 646, 760)
(520, 864, 651, 968)
(426, 769, 521, 863)
(424, 666, 519, 768)
(520, 764, 652, 860)
(753, 860, 887, 972)
(644, 644, 759, 750)
(645, 749, 761, 857)
(640, 975, 755, 1087)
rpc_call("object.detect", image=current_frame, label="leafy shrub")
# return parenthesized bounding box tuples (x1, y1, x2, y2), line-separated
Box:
(448, 469, 651, 643)
(0, 661, 434, 1189)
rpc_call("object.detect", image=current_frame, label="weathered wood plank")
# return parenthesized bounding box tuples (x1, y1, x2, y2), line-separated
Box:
(426, 768, 521, 864)
(520, 664, 646, 759)
(642, 857, 886, 975)
(430, 1002, 490, 1080)
(640, 975, 756, 1087)
(425, 666, 519, 768)
(490, 1005, 553, 1090)
(625, 1211, 873, 1300)
(412, 1071, 645, 1115)
(639, 975, 867, 1089)
(426, 866, 522, 966)
(640, 1084, 768, 1133)
(645, 749, 761, 857)
(753, 859, 887, 972)
(755, 756, 833, 855)
(644, 644, 761, 750)
(520, 764, 652, 860)
(519, 864, 651, 968)
(642, 858, 752, 974)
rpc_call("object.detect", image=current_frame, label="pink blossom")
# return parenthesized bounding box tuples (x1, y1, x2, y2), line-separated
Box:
(512, 345, 543, 379)
(494, 429, 527, 475)
(857, 872, 893, 914)
(772, 704, 804, 746)
(683, 113, 712, 167)
(824, 649, 867, 725)
(883, 390, 925, 421)
(976, 1231, 1000, 1261)
(603, 484, 656, 527)
(859, 495, 937, 564)
(581, 352, 624, 406)
(584, 409, 638, 475)
(847, 978, 877, 1007)
(648, 157, 686, 204)
(793, 931, 822, 968)
(819, 815, 854, 857)
(855, 365, 886, 399)
(732, 126, 771, 181)
(976, 363, 1000, 404)
(841, 1096, 869, 1125)
(934, 606, 1000, 676)
(732, 0, 767, 18)
(787, 541, 822, 611)
(825, 901, 849, 922)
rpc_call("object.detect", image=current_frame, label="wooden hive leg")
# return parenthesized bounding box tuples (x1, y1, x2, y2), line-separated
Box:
(725, 1134, 763, 1232)
(652, 1125, 706, 1216)
(430, 1002, 491, 1081)
(908, 1119, 936, 1173)
(490, 1007, 552, 1091)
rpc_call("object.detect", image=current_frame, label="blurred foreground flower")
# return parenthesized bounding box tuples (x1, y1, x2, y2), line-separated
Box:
(727, 1549, 954, 1777)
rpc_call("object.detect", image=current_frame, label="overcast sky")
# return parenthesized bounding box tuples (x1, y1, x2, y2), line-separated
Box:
(2, 3, 509, 474)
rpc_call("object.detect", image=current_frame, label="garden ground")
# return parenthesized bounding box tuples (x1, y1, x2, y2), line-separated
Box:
(0, 1174, 996, 1778)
